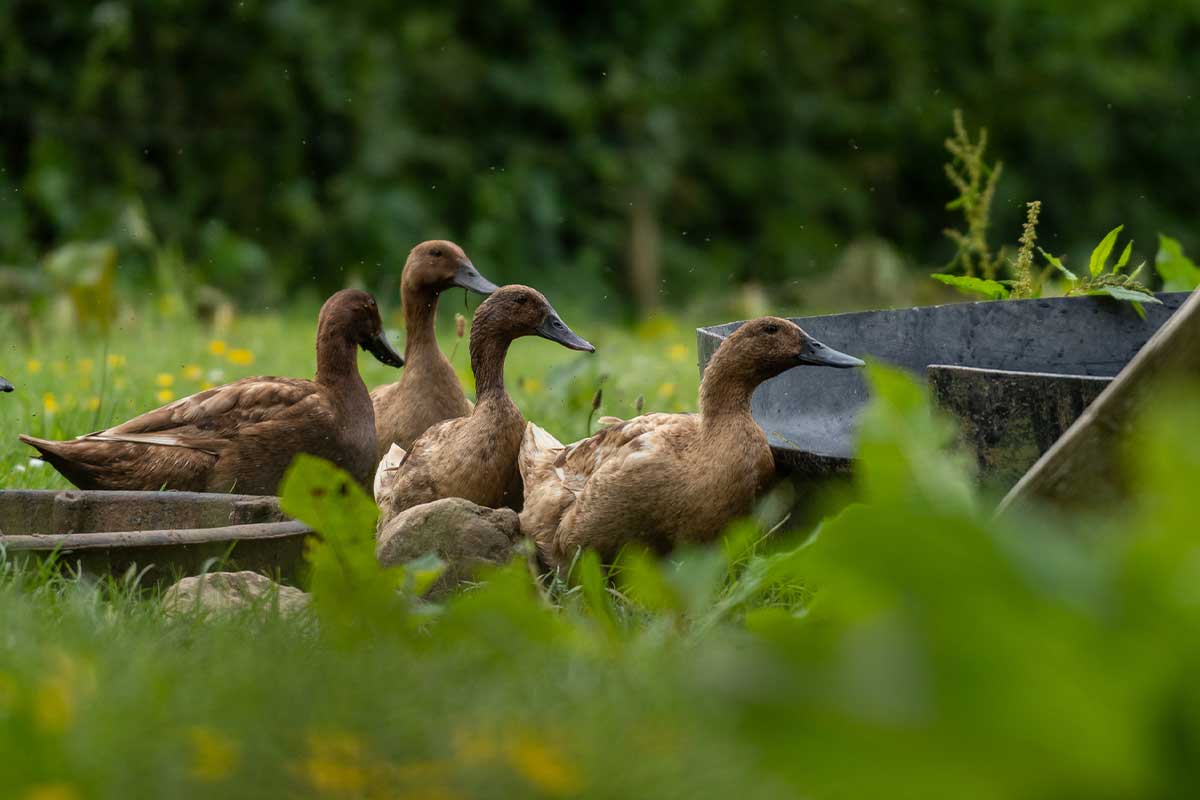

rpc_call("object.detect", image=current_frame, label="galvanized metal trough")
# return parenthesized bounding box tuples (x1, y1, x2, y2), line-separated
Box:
(0, 490, 312, 585)
(697, 293, 1189, 490)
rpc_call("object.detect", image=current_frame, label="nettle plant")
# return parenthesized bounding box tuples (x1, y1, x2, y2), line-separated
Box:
(931, 111, 1197, 312)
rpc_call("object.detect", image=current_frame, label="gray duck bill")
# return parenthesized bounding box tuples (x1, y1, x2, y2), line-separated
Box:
(453, 261, 499, 295)
(362, 332, 405, 367)
(536, 310, 595, 352)
(798, 337, 865, 368)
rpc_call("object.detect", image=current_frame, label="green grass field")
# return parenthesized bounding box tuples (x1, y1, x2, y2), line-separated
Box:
(4, 304, 1200, 799)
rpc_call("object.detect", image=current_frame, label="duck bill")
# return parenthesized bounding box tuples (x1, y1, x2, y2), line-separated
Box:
(453, 261, 499, 295)
(0, 376, 12, 392)
(798, 337, 865, 368)
(536, 309, 595, 352)
(362, 332, 405, 367)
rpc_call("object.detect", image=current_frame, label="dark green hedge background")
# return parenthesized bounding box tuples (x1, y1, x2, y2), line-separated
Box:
(2, 0, 1197, 309)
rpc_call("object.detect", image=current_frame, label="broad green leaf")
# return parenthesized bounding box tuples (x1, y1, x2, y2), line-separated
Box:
(1114, 240, 1133, 272)
(930, 273, 1010, 300)
(1039, 248, 1077, 282)
(577, 550, 619, 638)
(1083, 286, 1162, 305)
(1088, 225, 1123, 278)
(1155, 234, 1200, 292)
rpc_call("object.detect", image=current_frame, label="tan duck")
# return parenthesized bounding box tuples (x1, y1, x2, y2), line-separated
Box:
(375, 285, 594, 517)
(19, 289, 404, 495)
(371, 240, 497, 461)
(518, 317, 864, 569)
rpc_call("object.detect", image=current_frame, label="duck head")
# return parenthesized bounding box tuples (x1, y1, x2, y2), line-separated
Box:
(0, 376, 12, 393)
(721, 316, 863, 383)
(474, 285, 595, 352)
(318, 289, 405, 367)
(403, 240, 498, 296)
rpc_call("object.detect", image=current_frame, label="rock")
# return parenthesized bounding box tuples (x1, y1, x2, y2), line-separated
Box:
(162, 571, 310, 616)
(376, 498, 521, 597)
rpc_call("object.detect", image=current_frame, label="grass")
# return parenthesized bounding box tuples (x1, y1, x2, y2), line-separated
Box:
(5, 300, 1200, 798)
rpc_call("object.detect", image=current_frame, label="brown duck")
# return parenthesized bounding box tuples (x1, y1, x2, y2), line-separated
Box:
(375, 285, 594, 517)
(371, 240, 497, 461)
(19, 289, 404, 495)
(518, 317, 864, 569)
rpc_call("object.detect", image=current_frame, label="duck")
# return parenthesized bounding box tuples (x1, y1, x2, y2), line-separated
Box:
(19, 289, 404, 495)
(1, 376, 12, 392)
(518, 317, 864, 569)
(371, 240, 498, 461)
(375, 284, 594, 517)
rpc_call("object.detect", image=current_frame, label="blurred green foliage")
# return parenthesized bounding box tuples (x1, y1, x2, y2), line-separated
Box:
(5, 365, 1200, 796)
(3, 1, 1199, 311)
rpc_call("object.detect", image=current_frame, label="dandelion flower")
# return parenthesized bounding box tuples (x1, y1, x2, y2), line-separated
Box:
(303, 731, 367, 794)
(33, 680, 72, 733)
(657, 382, 676, 399)
(77, 358, 94, 375)
(227, 349, 255, 366)
(188, 726, 239, 782)
(85, 397, 101, 412)
(155, 373, 175, 388)
(183, 364, 204, 381)
(208, 340, 227, 356)
(523, 377, 543, 394)
(156, 389, 175, 404)
(201, 381, 216, 391)
(42, 393, 59, 415)
(667, 344, 688, 362)
(23, 783, 79, 800)
(507, 734, 582, 796)
(26, 359, 42, 374)
(106, 354, 126, 369)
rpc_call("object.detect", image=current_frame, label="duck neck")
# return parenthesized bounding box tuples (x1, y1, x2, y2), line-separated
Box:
(401, 283, 442, 366)
(315, 331, 365, 394)
(698, 354, 761, 435)
(469, 323, 514, 405)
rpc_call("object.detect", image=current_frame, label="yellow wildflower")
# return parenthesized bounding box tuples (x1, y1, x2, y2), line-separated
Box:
(85, 397, 101, 412)
(657, 382, 676, 399)
(667, 344, 688, 362)
(33, 679, 72, 733)
(201, 381, 216, 391)
(42, 393, 59, 415)
(156, 389, 175, 404)
(106, 354, 126, 369)
(26, 359, 42, 373)
(506, 734, 582, 796)
(188, 726, 239, 782)
(227, 349, 255, 366)
(208, 339, 227, 356)
(523, 377, 543, 394)
(183, 364, 204, 381)
(155, 373, 175, 388)
(78, 358, 94, 375)
(303, 730, 367, 795)
(23, 784, 79, 800)
(453, 727, 499, 764)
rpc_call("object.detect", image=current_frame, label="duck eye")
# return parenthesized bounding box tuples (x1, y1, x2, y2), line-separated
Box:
(430, 247, 443, 257)
(764, 324, 780, 334)
(516, 295, 529, 305)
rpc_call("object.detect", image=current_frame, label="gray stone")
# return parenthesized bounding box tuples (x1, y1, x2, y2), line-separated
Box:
(376, 498, 520, 597)
(162, 570, 310, 616)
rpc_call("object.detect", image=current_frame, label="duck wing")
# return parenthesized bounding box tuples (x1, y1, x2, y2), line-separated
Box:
(519, 414, 695, 552)
(94, 377, 328, 453)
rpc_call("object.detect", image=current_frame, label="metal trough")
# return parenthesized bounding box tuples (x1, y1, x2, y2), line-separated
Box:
(0, 490, 312, 585)
(697, 293, 1189, 479)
